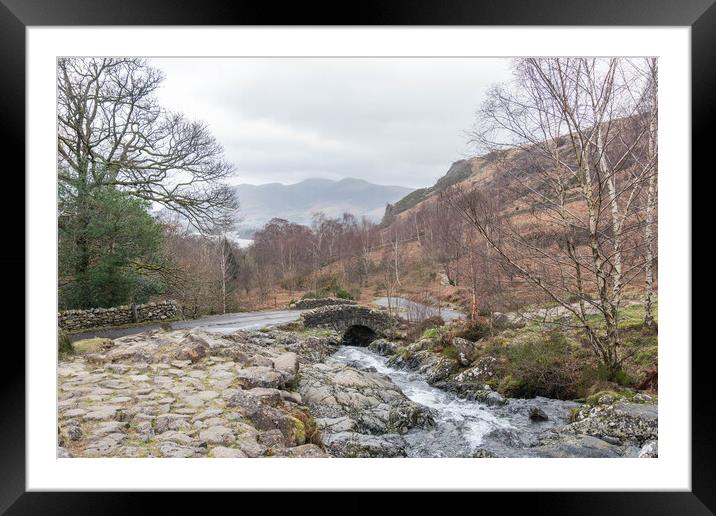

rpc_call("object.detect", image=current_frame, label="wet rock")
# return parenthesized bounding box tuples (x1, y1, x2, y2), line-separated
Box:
(531, 434, 622, 458)
(418, 355, 460, 384)
(299, 362, 433, 436)
(453, 356, 500, 383)
(568, 401, 657, 445)
(529, 407, 549, 422)
(322, 432, 407, 458)
(368, 339, 399, 356)
(638, 440, 658, 458)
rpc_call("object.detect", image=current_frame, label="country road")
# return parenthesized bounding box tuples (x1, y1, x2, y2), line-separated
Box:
(68, 309, 308, 342)
(373, 297, 465, 321)
(68, 297, 465, 342)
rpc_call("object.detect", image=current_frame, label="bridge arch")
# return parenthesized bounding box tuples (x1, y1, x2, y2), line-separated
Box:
(300, 304, 393, 345)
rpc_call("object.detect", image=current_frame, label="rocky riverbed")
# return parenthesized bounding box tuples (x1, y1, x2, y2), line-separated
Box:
(58, 326, 657, 458)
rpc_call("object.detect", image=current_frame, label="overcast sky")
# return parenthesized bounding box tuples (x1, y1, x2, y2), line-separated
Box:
(150, 58, 513, 189)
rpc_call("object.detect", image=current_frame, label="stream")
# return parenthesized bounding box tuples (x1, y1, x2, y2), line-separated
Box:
(332, 345, 580, 457)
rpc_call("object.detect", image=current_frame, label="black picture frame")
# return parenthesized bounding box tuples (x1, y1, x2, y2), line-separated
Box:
(3, 0, 709, 512)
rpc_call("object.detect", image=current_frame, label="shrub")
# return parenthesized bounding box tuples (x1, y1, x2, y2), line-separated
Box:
(333, 286, 354, 300)
(408, 315, 445, 341)
(420, 326, 442, 340)
(441, 345, 458, 360)
(502, 331, 585, 399)
(58, 329, 73, 356)
(455, 320, 492, 341)
(301, 282, 355, 301)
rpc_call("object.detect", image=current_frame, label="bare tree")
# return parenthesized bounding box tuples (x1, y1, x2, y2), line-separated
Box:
(57, 58, 237, 234)
(455, 57, 656, 374)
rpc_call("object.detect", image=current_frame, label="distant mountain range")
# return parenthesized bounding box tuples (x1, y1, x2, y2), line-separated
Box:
(234, 178, 413, 234)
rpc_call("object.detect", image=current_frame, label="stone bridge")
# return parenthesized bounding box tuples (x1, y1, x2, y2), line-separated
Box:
(300, 304, 394, 346)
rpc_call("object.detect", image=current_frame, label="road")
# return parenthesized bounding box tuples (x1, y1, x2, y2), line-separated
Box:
(68, 309, 307, 342)
(373, 297, 465, 321)
(69, 297, 465, 342)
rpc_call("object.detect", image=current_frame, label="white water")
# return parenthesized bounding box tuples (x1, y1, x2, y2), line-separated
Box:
(332, 346, 580, 457)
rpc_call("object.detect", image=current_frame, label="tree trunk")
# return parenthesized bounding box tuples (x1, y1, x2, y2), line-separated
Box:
(644, 58, 658, 328)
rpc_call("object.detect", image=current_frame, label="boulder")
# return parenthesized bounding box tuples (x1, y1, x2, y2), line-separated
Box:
(272, 352, 299, 386)
(368, 338, 400, 356)
(418, 355, 460, 384)
(235, 366, 284, 389)
(529, 407, 549, 422)
(530, 434, 622, 458)
(638, 440, 658, 458)
(299, 360, 434, 457)
(452, 337, 477, 366)
(568, 401, 658, 445)
(321, 432, 408, 458)
(271, 444, 330, 458)
(211, 446, 248, 458)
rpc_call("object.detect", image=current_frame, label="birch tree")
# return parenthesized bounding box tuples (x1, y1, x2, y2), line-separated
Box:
(455, 57, 655, 374)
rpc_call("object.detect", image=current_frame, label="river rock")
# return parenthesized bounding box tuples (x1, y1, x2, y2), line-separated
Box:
(299, 360, 433, 457)
(235, 366, 284, 389)
(452, 337, 477, 366)
(568, 401, 657, 444)
(529, 407, 549, 421)
(368, 339, 399, 356)
(322, 432, 408, 458)
(271, 444, 330, 458)
(272, 352, 299, 387)
(211, 446, 248, 458)
(530, 434, 622, 458)
(638, 440, 658, 458)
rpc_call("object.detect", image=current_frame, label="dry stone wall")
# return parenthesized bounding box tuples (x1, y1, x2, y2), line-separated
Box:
(289, 298, 357, 310)
(58, 301, 180, 332)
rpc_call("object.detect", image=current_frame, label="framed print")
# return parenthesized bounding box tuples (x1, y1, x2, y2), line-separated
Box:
(3, 0, 711, 512)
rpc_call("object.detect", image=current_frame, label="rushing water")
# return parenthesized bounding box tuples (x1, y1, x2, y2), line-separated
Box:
(332, 345, 580, 457)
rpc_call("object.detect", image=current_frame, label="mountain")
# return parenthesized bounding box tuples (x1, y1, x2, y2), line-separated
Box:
(234, 177, 413, 232)
(381, 158, 487, 225)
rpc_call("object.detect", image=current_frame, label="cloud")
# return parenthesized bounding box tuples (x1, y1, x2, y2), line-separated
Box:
(150, 57, 513, 188)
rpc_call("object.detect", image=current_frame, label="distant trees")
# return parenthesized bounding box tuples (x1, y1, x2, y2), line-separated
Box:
(57, 58, 237, 309)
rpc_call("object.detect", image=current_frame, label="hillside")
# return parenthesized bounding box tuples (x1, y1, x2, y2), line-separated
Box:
(380, 157, 495, 225)
(235, 178, 412, 234)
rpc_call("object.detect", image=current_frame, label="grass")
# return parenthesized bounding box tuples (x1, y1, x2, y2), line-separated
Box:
(441, 345, 458, 360)
(420, 326, 443, 340)
(72, 337, 113, 353)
